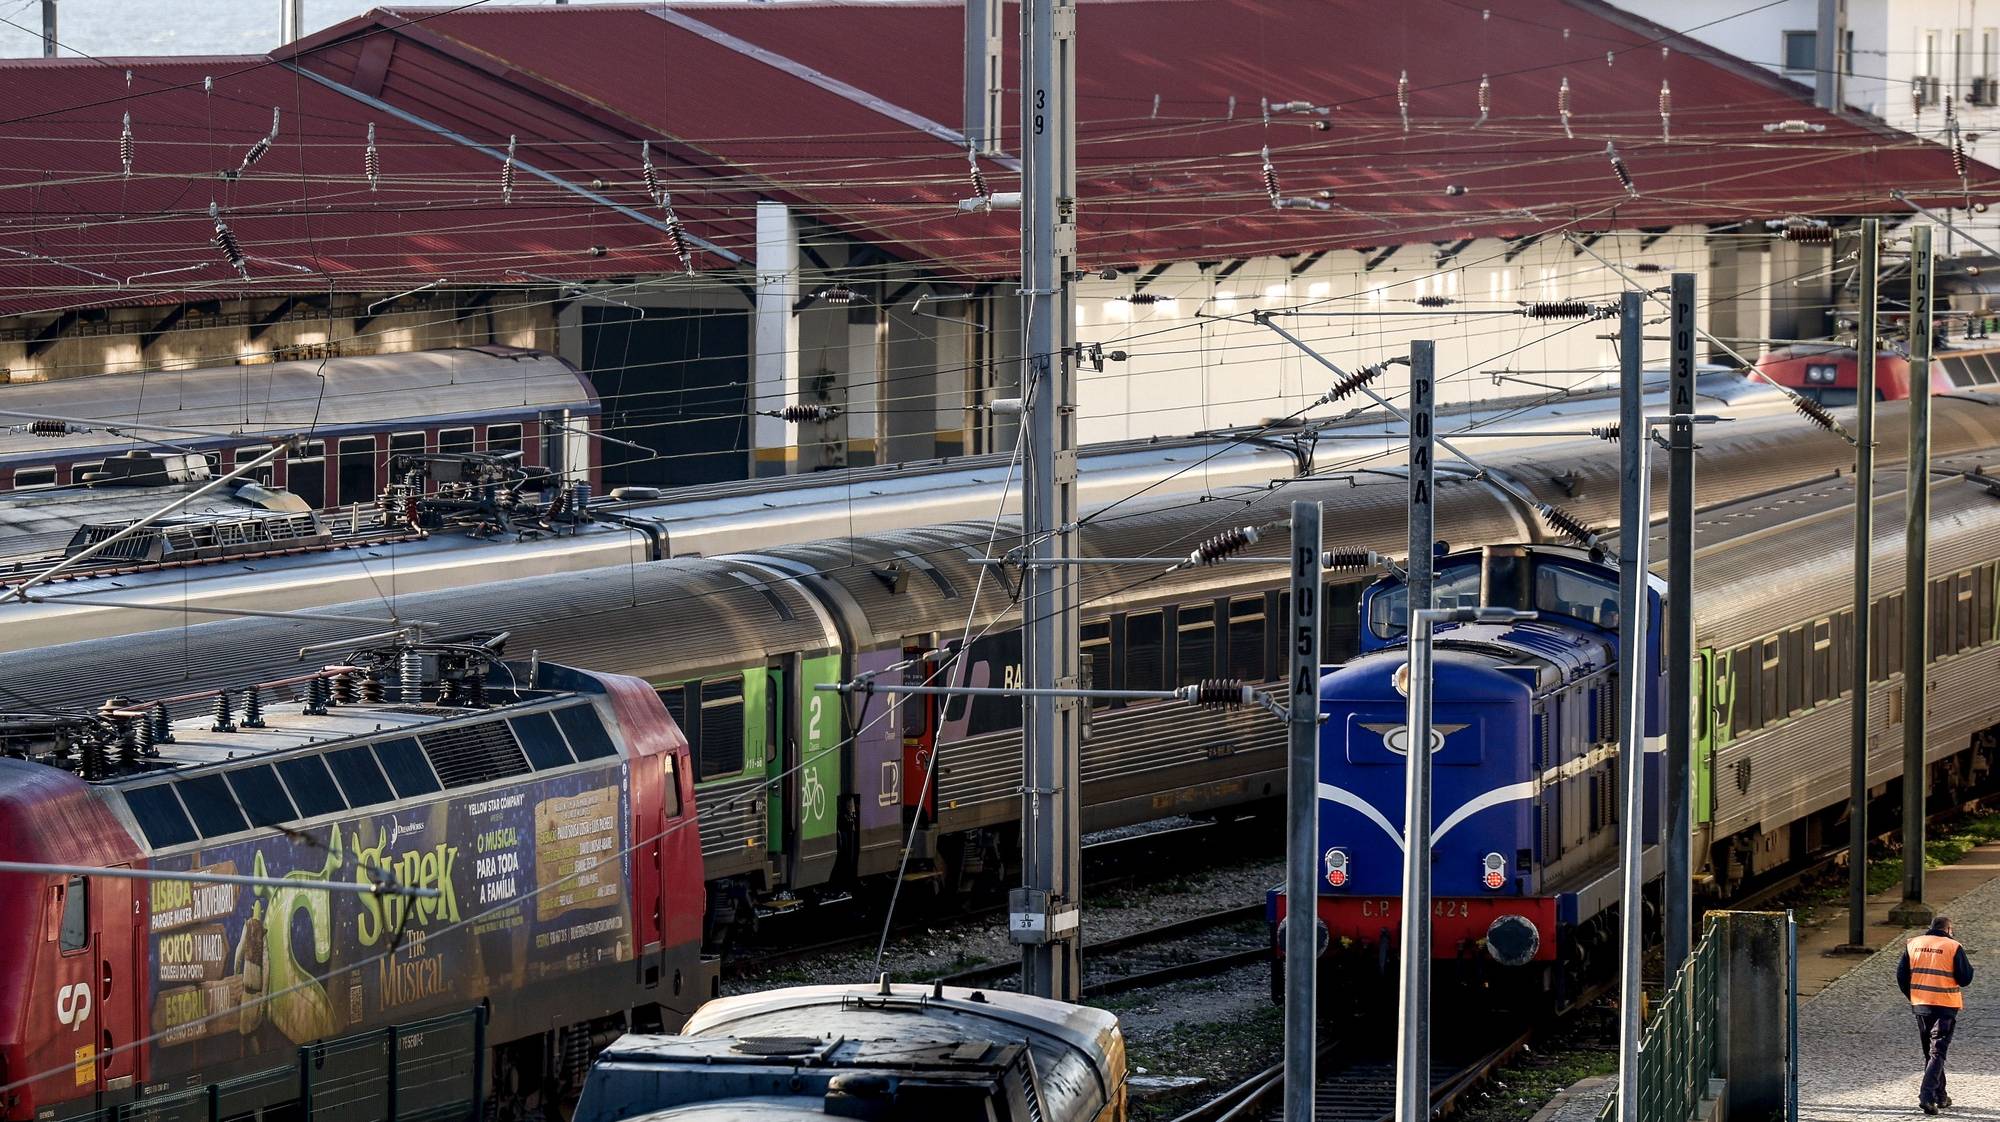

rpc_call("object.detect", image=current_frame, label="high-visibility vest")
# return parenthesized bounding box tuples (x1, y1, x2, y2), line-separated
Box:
(1909, 934, 1965, 1009)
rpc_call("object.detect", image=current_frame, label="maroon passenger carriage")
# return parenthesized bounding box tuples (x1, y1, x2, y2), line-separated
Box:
(0, 345, 600, 502)
(0, 642, 703, 1122)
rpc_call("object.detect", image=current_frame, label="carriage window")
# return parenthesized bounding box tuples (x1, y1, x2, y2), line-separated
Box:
(1125, 611, 1164, 692)
(11, 467, 55, 489)
(1323, 582, 1361, 663)
(1954, 571, 1977, 654)
(286, 441, 326, 508)
(1782, 628, 1807, 716)
(1981, 565, 1998, 646)
(967, 631, 1025, 735)
(276, 755, 346, 818)
(1176, 604, 1216, 686)
(336, 437, 377, 506)
(389, 432, 428, 488)
(1229, 597, 1267, 682)
(71, 461, 103, 485)
(439, 427, 477, 455)
(234, 447, 273, 486)
(59, 876, 87, 953)
(697, 679, 746, 780)
(1758, 637, 1783, 725)
(1081, 621, 1112, 710)
(1730, 645, 1759, 738)
(487, 423, 524, 459)
(1929, 578, 1951, 661)
(658, 684, 692, 744)
(125, 785, 197, 848)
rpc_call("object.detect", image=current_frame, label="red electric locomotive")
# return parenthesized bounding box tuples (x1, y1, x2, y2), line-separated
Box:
(0, 642, 705, 1122)
(1752, 342, 2000, 404)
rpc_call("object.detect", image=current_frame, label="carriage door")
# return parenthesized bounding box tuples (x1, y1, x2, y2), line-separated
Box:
(91, 871, 141, 1099)
(791, 655, 843, 889)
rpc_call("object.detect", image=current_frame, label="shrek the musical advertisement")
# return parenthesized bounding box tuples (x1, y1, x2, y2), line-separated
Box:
(145, 765, 631, 1066)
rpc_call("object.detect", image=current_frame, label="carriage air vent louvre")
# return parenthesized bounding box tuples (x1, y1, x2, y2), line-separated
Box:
(1012, 1047, 1046, 1122)
(418, 720, 531, 789)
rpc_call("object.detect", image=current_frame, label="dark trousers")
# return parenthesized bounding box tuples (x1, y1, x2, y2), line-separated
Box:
(1914, 1004, 1957, 1106)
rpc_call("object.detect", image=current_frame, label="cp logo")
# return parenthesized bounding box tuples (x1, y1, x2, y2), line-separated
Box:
(56, 982, 92, 1031)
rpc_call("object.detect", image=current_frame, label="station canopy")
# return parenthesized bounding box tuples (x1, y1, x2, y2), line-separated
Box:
(0, 0, 1987, 315)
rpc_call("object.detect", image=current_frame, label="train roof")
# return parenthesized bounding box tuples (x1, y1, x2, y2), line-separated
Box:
(0, 476, 313, 567)
(577, 982, 1120, 1122)
(9, 396, 2000, 713)
(0, 345, 595, 466)
(24, 659, 638, 855)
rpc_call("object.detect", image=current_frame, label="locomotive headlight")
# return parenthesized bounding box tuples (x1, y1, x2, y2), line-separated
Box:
(1805, 363, 1838, 384)
(1323, 847, 1350, 889)
(1481, 851, 1507, 890)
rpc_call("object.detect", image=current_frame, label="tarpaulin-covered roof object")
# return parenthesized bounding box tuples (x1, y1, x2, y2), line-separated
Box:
(0, 0, 1988, 315)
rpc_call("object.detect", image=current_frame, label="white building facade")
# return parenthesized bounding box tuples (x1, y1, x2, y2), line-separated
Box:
(1612, 0, 1998, 253)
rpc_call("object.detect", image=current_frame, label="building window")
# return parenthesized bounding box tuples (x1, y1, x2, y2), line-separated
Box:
(1783, 30, 1817, 74)
(1979, 30, 1999, 103)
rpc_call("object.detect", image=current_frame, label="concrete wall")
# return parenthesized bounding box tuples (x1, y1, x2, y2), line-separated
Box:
(1065, 228, 1721, 444)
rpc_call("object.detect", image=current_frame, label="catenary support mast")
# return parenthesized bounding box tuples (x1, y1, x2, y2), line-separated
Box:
(1011, 0, 1083, 999)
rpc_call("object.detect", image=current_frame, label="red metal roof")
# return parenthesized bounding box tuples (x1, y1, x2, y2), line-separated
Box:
(0, 53, 697, 316)
(0, 0, 1986, 317)
(338, 0, 1991, 272)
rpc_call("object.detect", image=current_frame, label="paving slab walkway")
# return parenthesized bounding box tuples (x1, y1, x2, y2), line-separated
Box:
(1799, 871, 1999, 1120)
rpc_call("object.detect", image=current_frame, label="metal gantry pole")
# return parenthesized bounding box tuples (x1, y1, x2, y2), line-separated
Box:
(1011, 0, 1083, 999)
(1392, 340, 1437, 1122)
(40, 0, 55, 56)
(963, 0, 1004, 156)
(280, 0, 303, 43)
(1615, 292, 1654, 1122)
(1844, 218, 1881, 950)
(1890, 225, 1937, 928)
(1283, 501, 1324, 1122)
(1664, 274, 1697, 973)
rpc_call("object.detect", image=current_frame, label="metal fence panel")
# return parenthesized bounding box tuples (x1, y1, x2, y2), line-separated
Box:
(1603, 915, 1728, 1122)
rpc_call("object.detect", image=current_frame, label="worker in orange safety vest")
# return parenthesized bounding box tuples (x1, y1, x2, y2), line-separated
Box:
(1897, 915, 1976, 1114)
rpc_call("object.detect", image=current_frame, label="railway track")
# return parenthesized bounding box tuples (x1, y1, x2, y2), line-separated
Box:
(927, 902, 1268, 997)
(725, 813, 1277, 979)
(1166, 1024, 1538, 1122)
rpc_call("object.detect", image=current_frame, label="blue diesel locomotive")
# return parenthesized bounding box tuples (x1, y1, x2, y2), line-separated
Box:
(1273, 543, 1663, 992)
